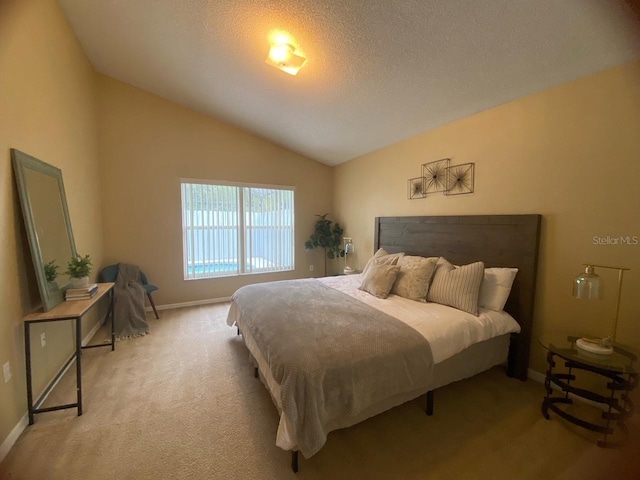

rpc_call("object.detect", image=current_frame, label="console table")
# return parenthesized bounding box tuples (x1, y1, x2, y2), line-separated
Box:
(23, 282, 115, 424)
(539, 334, 638, 447)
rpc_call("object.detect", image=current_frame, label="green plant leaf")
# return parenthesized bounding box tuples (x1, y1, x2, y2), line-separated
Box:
(44, 260, 59, 282)
(65, 254, 93, 278)
(305, 214, 348, 271)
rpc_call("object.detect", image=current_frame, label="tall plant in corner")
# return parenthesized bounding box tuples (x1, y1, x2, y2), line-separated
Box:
(305, 214, 345, 276)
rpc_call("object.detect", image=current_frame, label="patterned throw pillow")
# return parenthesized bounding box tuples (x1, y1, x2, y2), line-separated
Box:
(362, 248, 404, 275)
(359, 263, 401, 299)
(427, 258, 485, 315)
(391, 255, 439, 302)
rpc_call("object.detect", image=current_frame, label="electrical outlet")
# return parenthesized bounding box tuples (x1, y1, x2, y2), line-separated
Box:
(309, 265, 314, 272)
(3, 361, 11, 383)
(40, 332, 46, 348)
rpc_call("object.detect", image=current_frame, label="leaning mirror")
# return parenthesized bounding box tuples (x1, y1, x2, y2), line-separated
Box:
(12, 149, 77, 311)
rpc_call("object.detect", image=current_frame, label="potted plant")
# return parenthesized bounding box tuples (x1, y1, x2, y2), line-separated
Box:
(305, 214, 345, 276)
(66, 254, 93, 288)
(44, 260, 60, 291)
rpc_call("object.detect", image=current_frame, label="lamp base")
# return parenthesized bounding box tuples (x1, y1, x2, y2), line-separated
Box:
(343, 266, 355, 275)
(576, 338, 613, 355)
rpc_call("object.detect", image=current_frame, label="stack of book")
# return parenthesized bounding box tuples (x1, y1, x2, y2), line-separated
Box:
(65, 284, 99, 301)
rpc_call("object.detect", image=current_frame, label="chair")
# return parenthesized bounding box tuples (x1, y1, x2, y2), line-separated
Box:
(99, 264, 160, 319)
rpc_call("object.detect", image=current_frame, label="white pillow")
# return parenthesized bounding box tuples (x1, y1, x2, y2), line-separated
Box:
(478, 267, 518, 311)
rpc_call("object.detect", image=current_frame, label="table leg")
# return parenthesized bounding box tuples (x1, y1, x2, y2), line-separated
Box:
(565, 365, 572, 400)
(600, 388, 617, 447)
(25, 322, 34, 425)
(426, 390, 434, 416)
(76, 317, 83, 416)
(110, 290, 115, 351)
(542, 351, 554, 420)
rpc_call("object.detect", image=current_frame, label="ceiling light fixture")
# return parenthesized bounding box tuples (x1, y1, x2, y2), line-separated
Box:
(266, 43, 306, 76)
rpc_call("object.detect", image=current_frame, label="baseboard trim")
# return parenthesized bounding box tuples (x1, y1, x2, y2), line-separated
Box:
(145, 296, 231, 313)
(38, 312, 106, 406)
(0, 312, 107, 463)
(527, 368, 545, 384)
(83, 315, 105, 345)
(0, 413, 28, 463)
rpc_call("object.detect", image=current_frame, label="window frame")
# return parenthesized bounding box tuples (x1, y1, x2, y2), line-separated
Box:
(180, 178, 296, 280)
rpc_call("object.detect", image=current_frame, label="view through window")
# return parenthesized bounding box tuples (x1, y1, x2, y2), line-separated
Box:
(181, 181, 295, 279)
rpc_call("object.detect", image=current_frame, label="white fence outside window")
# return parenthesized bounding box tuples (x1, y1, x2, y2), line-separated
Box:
(181, 181, 294, 280)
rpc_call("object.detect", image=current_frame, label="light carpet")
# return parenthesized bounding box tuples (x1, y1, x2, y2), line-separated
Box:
(1, 303, 638, 480)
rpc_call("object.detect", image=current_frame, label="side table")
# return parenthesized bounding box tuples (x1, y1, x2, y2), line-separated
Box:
(23, 283, 115, 424)
(539, 334, 638, 447)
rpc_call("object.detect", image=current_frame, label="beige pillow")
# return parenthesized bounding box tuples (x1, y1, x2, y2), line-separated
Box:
(362, 248, 404, 275)
(391, 255, 439, 301)
(427, 258, 485, 315)
(359, 263, 401, 299)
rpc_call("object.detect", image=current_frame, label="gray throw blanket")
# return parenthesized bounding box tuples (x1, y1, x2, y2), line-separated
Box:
(233, 279, 434, 458)
(113, 263, 149, 339)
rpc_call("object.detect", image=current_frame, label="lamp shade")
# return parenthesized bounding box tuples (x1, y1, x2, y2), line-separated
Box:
(345, 241, 354, 255)
(573, 265, 601, 300)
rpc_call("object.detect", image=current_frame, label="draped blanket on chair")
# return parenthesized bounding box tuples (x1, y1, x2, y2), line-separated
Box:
(114, 263, 149, 339)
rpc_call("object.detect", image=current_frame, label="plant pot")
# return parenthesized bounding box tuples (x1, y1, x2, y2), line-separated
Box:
(70, 276, 89, 288)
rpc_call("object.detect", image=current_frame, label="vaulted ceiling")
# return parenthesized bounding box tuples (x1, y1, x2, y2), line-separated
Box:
(58, 0, 640, 166)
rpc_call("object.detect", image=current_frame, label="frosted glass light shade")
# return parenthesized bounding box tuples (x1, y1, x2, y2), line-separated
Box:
(266, 43, 306, 75)
(345, 242, 354, 254)
(343, 238, 355, 274)
(573, 265, 601, 300)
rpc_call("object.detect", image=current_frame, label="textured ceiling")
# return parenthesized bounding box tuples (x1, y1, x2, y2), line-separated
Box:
(58, 0, 640, 166)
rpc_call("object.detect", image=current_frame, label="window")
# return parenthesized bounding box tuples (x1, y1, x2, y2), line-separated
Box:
(181, 181, 295, 279)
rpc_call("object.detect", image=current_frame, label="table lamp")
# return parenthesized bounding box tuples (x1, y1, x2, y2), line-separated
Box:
(343, 238, 355, 274)
(573, 263, 629, 355)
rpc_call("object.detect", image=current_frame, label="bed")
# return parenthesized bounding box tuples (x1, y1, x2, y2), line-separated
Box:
(227, 214, 541, 472)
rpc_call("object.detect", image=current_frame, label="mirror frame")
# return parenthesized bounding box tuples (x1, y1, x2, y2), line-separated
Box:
(12, 149, 78, 311)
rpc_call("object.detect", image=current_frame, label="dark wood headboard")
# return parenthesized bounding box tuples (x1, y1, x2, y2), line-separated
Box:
(374, 215, 542, 381)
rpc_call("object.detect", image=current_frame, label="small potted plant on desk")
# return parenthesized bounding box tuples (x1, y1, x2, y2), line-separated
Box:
(44, 260, 59, 292)
(66, 254, 93, 288)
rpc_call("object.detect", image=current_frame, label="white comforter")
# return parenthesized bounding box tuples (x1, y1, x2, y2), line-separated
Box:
(318, 274, 520, 364)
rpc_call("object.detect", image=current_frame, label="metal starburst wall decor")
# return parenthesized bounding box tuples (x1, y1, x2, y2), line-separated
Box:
(422, 158, 450, 193)
(445, 163, 475, 195)
(407, 177, 426, 199)
(407, 158, 475, 199)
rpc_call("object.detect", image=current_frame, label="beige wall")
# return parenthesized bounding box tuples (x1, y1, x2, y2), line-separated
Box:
(0, 0, 104, 449)
(334, 62, 640, 374)
(0, 1, 331, 452)
(97, 75, 334, 304)
(1, 0, 637, 457)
